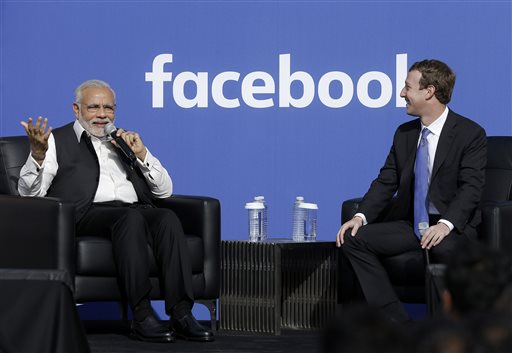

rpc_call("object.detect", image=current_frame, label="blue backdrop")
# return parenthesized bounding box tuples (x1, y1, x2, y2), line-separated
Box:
(1, 0, 511, 319)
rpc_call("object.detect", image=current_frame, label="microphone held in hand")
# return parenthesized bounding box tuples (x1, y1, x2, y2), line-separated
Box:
(104, 123, 137, 164)
(419, 222, 431, 266)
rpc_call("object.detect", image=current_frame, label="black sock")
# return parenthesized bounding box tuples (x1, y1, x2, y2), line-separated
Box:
(170, 299, 193, 320)
(133, 298, 153, 322)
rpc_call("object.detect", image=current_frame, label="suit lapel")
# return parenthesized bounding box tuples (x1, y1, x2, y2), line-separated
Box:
(432, 111, 457, 179)
(404, 120, 421, 175)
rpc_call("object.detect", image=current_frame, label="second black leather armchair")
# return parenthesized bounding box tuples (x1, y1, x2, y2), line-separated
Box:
(338, 136, 512, 306)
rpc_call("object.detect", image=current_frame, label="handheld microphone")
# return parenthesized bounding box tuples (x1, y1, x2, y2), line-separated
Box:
(104, 123, 137, 164)
(419, 222, 431, 266)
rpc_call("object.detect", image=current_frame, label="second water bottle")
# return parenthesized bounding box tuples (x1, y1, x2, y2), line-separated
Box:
(292, 196, 318, 242)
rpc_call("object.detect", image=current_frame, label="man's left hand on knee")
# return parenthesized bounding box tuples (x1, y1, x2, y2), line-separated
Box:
(421, 223, 451, 249)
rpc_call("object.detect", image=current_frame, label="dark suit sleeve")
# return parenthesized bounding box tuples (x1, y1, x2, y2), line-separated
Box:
(440, 126, 487, 232)
(358, 129, 402, 223)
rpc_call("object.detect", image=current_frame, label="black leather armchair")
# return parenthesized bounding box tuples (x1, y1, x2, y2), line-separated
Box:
(0, 135, 221, 329)
(338, 136, 512, 305)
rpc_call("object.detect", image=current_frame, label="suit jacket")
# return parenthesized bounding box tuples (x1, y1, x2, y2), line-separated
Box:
(358, 109, 487, 234)
(47, 123, 155, 223)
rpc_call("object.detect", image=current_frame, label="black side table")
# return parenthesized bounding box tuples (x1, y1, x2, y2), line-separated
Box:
(220, 239, 338, 335)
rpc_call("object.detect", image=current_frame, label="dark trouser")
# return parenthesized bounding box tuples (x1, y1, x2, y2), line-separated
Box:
(341, 220, 473, 322)
(76, 203, 194, 315)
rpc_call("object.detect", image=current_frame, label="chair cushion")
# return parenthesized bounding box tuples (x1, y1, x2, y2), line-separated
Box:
(483, 136, 512, 202)
(76, 234, 204, 276)
(0, 136, 29, 195)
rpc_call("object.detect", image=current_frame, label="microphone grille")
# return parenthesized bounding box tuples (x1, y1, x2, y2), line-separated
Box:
(104, 123, 117, 135)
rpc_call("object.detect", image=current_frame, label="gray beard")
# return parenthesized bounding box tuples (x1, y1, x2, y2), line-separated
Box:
(77, 115, 108, 139)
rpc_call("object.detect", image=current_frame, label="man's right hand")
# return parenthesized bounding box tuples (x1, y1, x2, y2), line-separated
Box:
(20, 116, 52, 165)
(336, 216, 364, 247)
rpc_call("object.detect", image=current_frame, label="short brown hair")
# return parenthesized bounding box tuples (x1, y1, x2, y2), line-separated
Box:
(409, 60, 456, 104)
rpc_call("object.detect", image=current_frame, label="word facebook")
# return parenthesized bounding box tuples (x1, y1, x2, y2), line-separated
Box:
(145, 53, 408, 109)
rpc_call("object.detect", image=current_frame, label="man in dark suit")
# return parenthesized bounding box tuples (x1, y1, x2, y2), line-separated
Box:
(335, 59, 487, 323)
(18, 80, 214, 343)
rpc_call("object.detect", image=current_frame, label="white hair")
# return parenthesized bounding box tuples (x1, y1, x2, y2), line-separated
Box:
(75, 79, 116, 103)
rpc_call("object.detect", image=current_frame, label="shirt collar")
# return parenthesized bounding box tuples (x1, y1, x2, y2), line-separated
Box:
(73, 120, 86, 142)
(422, 106, 449, 136)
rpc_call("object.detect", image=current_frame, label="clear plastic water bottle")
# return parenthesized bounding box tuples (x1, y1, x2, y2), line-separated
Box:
(254, 196, 268, 240)
(245, 201, 265, 242)
(292, 196, 306, 241)
(300, 202, 318, 242)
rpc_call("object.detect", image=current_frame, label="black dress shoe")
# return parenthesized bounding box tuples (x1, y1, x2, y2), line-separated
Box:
(170, 314, 215, 342)
(130, 314, 175, 343)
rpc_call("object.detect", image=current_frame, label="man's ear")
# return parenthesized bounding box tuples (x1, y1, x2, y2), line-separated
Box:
(72, 103, 80, 119)
(425, 85, 436, 100)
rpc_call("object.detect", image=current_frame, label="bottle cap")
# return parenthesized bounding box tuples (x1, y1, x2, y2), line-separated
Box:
(254, 196, 265, 201)
(296, 196, 304, 201)
(245, 202, 265, 209)
(298, 202, 318, 210)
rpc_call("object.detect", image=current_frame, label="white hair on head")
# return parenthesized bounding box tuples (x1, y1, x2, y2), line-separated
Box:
(75, 79, 116, 103)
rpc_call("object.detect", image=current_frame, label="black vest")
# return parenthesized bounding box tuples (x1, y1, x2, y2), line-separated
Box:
(47, 123, 154, 223)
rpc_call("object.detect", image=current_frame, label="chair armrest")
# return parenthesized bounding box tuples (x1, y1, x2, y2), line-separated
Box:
(154, 194, 221, 240)
(480, 200, 512, 251)
(0, 269, 73, 293)
(341, 197, 363, 223)
(0, 195, 76, 277)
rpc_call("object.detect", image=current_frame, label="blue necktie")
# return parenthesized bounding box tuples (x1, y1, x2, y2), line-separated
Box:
(414, 128, 431, 239)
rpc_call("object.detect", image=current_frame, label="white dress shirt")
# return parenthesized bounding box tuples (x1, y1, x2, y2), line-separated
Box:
(355, 107, 454, 231)
(18, 120, 173, 202)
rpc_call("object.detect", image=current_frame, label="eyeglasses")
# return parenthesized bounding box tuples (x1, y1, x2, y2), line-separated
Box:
(79, 103, 116, 114)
